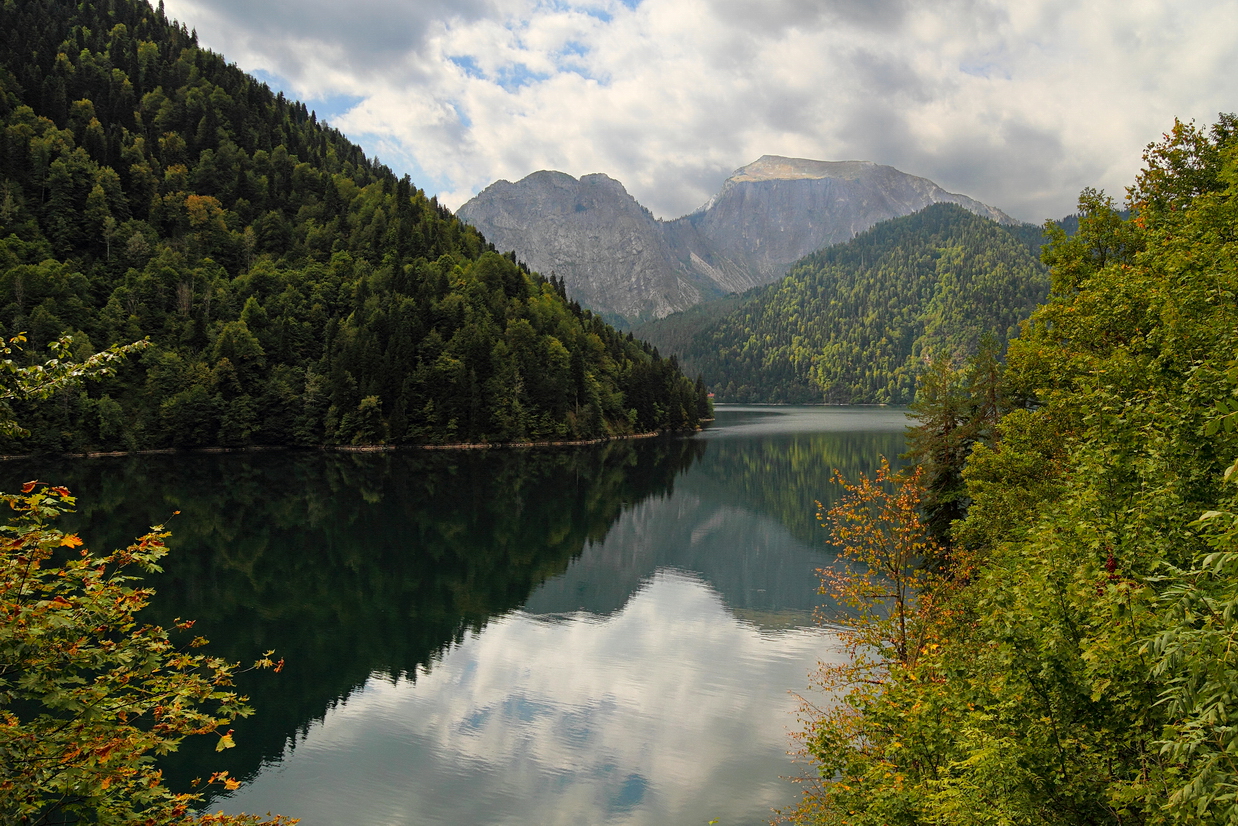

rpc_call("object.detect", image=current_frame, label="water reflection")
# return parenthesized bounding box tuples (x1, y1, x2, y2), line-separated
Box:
(526, 405, 908, 623)
(0, 405, 908, 825)
(226, 572, 843, 826)
(1, 439, 704, 794)
(694, 405, 908, 546)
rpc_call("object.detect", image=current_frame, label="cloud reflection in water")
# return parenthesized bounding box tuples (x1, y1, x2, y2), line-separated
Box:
(218, 570, 844, 826)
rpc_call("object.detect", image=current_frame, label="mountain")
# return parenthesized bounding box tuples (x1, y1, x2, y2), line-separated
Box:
(455, 171, 747, 325)
(0, 0, 709, 452)
(458, 156, 1015, 325)
(683, 156, 1016, 281)
(636, 203, 1049, 404)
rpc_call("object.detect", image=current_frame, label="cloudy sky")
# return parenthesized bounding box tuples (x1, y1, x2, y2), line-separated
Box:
(161, 0, 1237, 223)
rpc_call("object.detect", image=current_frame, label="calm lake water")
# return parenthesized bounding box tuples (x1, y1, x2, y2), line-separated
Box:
(6, 404, 908, 826)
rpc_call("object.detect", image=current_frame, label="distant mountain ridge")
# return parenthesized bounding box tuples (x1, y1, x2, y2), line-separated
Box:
(458, 156, 1016, 324)
(683, 157, 1016, 283)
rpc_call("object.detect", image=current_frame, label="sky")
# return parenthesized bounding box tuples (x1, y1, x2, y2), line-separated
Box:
(160, 0, 1238, 223)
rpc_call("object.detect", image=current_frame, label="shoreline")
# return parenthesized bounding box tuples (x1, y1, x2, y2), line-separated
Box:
(0, 429, 690, 462)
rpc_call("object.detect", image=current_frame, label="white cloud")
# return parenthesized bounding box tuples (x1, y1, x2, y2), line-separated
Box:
(164, 0, 1238, 222)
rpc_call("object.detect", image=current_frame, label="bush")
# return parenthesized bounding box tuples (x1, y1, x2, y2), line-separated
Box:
(0, 481, 294, 825)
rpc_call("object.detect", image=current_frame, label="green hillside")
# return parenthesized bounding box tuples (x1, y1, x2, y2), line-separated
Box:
(0, 0, 708, 453)
(792, 115, 1238, 826)
(651, 204, 1049, 404)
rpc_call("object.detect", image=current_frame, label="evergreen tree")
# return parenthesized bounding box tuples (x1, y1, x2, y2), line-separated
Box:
(648, 204, 1048, 404)
(0, 0, 705, 452)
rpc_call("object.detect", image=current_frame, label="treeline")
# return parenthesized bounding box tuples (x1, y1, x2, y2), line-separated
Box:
(796, 116, 1238, 825)
(0, 0, 709, 452)
(648, 204, 1049, 404)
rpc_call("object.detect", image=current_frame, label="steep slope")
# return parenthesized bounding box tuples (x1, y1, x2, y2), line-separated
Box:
(680, 156, 1016, 282)
(0, 0, 709, 451)
(455, 171, 741, 324)
(458, 157, 1015, 325)
(653, 204, 1048, 404)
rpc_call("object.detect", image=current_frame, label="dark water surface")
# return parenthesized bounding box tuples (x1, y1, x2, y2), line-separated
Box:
(5, 404, 908, 826)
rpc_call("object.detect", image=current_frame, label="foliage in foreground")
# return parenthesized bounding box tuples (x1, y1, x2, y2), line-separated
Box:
(790, 115, 1238, 825)
(0, 483, 291, 825)
(0, 338, 290, 823)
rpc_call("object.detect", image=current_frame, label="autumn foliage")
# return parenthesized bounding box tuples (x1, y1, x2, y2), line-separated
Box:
(0, 482, 294, 825)
(815, 459, 944, 669)
(786, 461, 958, 825)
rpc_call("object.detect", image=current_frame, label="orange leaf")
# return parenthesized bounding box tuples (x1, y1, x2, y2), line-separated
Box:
(60, 534, 84, 548)
(21, 480, 36, 493)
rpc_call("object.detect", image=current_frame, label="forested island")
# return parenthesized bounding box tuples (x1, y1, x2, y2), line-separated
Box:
(0, 0, 709, 455)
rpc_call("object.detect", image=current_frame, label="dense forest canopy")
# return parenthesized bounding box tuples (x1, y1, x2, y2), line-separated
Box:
(0, 0, 709, 453)
(793, 115, 1238, 826)
(640, 204, 1049, 404)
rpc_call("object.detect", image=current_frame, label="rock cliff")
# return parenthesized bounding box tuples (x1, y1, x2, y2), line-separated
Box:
(457, 156, 1014, 324)
(680, 157, 1015, 283)
(456, 171, 734, 323)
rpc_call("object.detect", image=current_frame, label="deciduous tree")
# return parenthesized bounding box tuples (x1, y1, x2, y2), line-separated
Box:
(0, 333, 293, 824)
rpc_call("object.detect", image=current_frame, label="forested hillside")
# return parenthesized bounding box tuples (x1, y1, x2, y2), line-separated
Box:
(794, 116, 1238, 825)
(652, 204, 1049, 403)
(0, 0, 708, 453)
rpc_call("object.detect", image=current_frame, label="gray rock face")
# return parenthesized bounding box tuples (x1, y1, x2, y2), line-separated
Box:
(455, 171, 731, 323)
(680, 157, 1015, 283)
(457, 156, 1014, 324)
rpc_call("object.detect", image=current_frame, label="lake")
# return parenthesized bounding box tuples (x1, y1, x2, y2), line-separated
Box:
(6, 404, 909, 826)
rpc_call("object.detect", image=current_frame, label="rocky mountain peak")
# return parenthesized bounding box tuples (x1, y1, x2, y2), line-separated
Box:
(730, 156, 877, 183)
(456, 170, 723, 324)
(458, 158, 1018, 325)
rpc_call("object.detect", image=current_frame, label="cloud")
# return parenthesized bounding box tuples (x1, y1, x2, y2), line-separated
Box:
(164, 0, 1238, 222)
(164, 0, 494, 77)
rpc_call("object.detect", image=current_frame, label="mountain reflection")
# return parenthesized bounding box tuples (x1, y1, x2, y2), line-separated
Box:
(1, 438, 704, 793)
(695, 405, 909, 545)
(525, 406, 908, 621)
(218, 570, 841, 826)
(0, 405, 908, 820)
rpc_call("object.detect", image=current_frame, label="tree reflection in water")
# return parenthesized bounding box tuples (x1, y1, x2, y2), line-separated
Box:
(0, 405, 908, 822)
